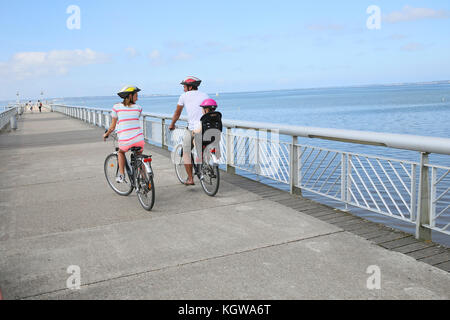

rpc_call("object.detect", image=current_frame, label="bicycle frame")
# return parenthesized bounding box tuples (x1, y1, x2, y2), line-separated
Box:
(111, 149, 153, 189)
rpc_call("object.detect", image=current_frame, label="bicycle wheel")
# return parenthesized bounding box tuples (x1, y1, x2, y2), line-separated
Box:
(136, 165, 155, 211)
(104, 153, 133, 196)
(173, 144, 188, 184)
(200, 152, 220, 196)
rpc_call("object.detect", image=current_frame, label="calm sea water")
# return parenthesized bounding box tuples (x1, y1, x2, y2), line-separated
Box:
(51, 83, 450, 245)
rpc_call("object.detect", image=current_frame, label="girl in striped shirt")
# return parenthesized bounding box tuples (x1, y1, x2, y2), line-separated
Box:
(104, 86, 144, 183)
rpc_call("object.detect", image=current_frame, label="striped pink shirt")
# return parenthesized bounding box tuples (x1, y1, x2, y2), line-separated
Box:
(111, 103, 144, 148)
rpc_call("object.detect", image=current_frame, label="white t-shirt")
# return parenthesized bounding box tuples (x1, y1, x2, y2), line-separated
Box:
(177, 90, 209, 130)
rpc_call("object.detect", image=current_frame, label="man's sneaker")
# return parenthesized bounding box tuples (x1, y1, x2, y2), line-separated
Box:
(116, 174, 125, 183)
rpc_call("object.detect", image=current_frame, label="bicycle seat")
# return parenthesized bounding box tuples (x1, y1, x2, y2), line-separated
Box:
(130, 147, 143, 152)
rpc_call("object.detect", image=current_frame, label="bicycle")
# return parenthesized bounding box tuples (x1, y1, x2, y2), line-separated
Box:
(104, 131, 155, 211)
(173, 131, 220, 197)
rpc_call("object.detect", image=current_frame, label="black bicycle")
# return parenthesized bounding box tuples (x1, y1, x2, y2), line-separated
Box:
(104, 131, 155, 211)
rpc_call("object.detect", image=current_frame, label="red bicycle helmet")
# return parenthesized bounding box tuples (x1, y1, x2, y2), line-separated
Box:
(180, 76, 202, 88)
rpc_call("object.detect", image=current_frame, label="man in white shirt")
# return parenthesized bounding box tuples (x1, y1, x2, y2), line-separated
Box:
(169, 76, 209, 185)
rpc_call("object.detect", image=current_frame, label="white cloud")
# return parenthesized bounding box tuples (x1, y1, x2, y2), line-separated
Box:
(149, 50, 161, 60)
(401, 42, 424, 51)
(164, 41, 187, 49)
(389, 34, 407, 40)
(173, 52, 193, 61)
(384, 6, 449, 23)
(148, 50, 164, 66)
(148, 50, 193, 66)
(203, 41, 240, 53)
(0, 49, 109, 80)
(125, 47, 139, 58)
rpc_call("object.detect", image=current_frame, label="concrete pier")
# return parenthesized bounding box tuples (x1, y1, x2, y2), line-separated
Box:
(0, 112, 449, 300)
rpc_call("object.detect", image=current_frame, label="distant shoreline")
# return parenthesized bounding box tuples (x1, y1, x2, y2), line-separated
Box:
(2, 80, 449, 104)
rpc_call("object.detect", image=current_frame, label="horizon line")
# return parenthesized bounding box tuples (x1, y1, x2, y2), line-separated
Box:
(4, 79, 450, 103)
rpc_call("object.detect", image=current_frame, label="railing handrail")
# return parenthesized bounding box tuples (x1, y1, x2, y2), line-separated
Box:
(52, 104, 450, 156)
(0, 106, 18, 115)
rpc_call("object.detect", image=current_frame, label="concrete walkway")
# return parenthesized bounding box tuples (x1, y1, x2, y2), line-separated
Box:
(0, 112, 449, 300)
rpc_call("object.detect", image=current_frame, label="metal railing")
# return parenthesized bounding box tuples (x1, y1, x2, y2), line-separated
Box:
(51, 104, 450, 241)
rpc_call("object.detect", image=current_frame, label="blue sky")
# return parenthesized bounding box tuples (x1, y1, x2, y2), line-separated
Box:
(0, 0, 449, 100)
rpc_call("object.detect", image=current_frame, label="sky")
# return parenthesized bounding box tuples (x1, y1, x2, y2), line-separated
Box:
(0, 0, 449, 101)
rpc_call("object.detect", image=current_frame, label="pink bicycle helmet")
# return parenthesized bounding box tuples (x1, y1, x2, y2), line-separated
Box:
(200, 99, 218, 109)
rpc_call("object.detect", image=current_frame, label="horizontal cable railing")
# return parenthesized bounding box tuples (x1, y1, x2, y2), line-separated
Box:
(50, 104, 450, 241)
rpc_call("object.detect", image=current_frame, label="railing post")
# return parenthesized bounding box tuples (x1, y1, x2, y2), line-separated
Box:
(10, 113, 17, 130)
(290, 136, 301, 195)
(430, 167, 437, 228)
(106, 113, 110, 129)
(226, 127, 235, 174)
(341, 153, 347, 206)
(346, 154, 352, 211)
(416, 152, 432, 241)
(411, 164, 418, 221)
(161, 119, 168, 150)
(143, 116, 147, 141)
(255, 129, 261, 179)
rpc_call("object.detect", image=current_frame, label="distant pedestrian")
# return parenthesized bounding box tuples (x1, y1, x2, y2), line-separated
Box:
(29, 101, 33, 112)
(38, 100, 42, 113)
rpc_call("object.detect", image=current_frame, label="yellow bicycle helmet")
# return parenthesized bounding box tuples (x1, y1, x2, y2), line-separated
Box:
(117, 85, 141, 99)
